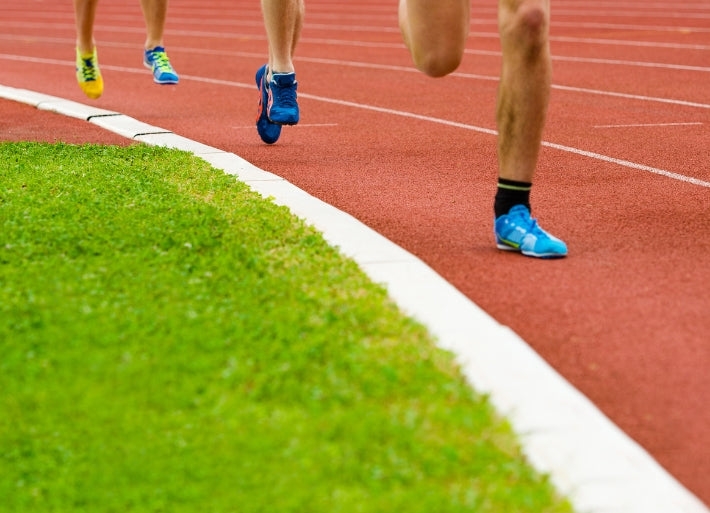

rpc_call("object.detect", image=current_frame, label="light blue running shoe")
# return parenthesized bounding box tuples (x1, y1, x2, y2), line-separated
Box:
(267, 72, 299, 125)
(494, 205, 567, 258)
(255, 64, 282, 144)
(143, 46, 179, 84)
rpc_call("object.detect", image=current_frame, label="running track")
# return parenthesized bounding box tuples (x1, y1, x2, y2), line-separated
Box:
(1, 0, 708, 508)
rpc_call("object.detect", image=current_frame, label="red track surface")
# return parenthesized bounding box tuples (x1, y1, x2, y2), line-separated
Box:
(1, 0, 708, 505)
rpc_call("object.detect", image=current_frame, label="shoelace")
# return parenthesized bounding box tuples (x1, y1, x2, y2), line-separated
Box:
(79, 57, 98, 81)
(509, 210, 550, 239)
(272, 83, 297, 109)
(149, 51, 172, 72)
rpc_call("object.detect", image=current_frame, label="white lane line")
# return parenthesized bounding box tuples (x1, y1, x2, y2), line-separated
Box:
(468, 49, 710, 73)
(4, 17, 710, 46)
(551, 1, 710, 8)
(1, 52, 707, 188)
(551, 9, 710, 20)
(4, 24, 710, 52)
(3, 39, 709, 110)
(551, 20, 710, 33)
(548, 35, 710, 51)
(289, 90, 710, 188)
(4, 22, 708, 73)
(594, 122, 703, 128)
(288, 55, 710, 109)
(184, 14, 710, 32)
(5, 7, 710, 25)
(2, 83, 707, 513)
(549, 84, 710, 110)
(540, 141, 710, 187)
(467, 31, 710, 51)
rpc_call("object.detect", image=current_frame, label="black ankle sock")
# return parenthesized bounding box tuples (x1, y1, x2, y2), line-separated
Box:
(494, 178, 532, 218)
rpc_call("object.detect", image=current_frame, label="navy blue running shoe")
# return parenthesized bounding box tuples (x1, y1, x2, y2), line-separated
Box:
(255, 64, 282, 144)
(495, 205, 567, 258)
(267, 72, 299, 125)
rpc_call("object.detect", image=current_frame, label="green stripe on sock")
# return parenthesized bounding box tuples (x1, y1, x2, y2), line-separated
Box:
(497, 183, 532, 192)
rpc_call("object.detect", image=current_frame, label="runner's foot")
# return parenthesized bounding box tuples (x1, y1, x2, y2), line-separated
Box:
(495, 205, 567, 258)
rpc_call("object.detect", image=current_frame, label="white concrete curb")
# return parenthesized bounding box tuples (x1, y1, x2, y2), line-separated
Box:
(2, 84, 707, 513)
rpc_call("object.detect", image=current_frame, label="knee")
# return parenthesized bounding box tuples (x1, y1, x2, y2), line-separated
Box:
(399, 0, 467, 78)
(411, 46, 463, 78)
(500, 1, 549, 50)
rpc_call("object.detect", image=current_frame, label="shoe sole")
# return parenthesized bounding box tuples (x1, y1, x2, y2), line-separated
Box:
(268, 117, 298, 126)
(266, 103, 299, 125)
(496, 240, 567, 259)
(78, 82, 103, 100)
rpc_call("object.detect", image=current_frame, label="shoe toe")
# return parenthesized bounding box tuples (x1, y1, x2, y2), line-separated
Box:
(257, 118, 281, 144)
(155, 70, 178, 84)
(268, 107, 299, 125)
(523, 234, 567, 258)
(80, 78, 103, 99)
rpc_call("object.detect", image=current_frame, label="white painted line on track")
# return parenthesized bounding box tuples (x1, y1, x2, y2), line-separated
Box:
(290, 90, 710, 188)
(540, 141, 710, 188)
(552, 1, 709, 8)
(551, 8, 710, 20)
(5, 18, 710, 50)
(0, 52, 707, 187)
(467, 49, 710, 73)
(548, 35, 710, 51)
(594, 122, 703, 128)
(6, 26, 710, 52)
(551, 20, 710, 33)
(2, 83, 708, 513)
(549, 84, 710, 110)
(4, 44, 710, 111)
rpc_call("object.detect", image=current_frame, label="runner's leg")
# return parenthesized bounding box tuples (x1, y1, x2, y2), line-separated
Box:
(261, 0, 305, 77)
(398, 0, 469, 77)
(496, 0, 551, 183)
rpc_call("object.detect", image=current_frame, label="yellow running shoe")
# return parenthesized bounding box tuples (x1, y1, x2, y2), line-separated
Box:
(75, 47, 103, 99)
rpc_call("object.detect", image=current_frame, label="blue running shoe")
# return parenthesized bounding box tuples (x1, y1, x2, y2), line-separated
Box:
(255, 64, 282, 144)
(143, 46, 179, 84)
(495, 205, 567, 258)
(267, 72, 299, 125)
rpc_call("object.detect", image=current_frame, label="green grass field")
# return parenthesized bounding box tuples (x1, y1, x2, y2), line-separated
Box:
(0, 141, 573, 512)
